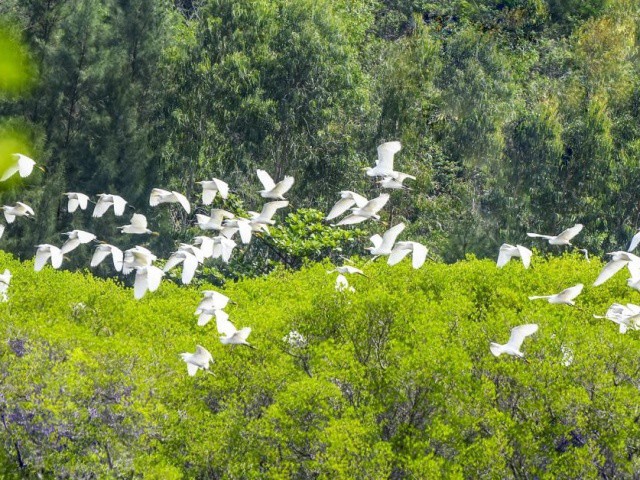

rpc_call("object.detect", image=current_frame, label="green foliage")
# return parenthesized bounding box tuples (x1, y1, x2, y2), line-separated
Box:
(3, 251, 640, 476)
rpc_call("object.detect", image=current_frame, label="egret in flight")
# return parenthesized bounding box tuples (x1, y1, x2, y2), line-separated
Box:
(63, 192, 90, 213)
(366, 141, 401, 178)
(256, 170, 294, 200)
(527, 224, 583, 246)
(490, 324, 538, 358)
(91, 243, 124, 272)
(529, 284, 584, 305)
(0, 154, 43, 181)
(497, 244, 533, 269)
(93, 194, 128, 217)
(334, 193, 390, 226)
(197, 178, 229, 204)
(326, 191, 369, 221)
(2, 202, 34, 223)
(217, 316, 255, 348)
(60, 230, 97, 254)
(149, 188, 191, 213)
(180, 345, 214, 376)
(34, 244, 63, 271)
(593, 251, 640, 287)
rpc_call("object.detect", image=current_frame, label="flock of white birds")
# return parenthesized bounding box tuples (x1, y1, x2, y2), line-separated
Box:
(1, 144, 639, 375)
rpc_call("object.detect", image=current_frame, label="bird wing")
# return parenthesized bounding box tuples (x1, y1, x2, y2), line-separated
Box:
(77, 193, 89, 210)
(149, 188, 168, 206)
(92, 197, 111, 218)
(67, 196, 79, 213)
(497, 244, 515, 268)
(593, 260, 628, 286)
(34, 246, 51, 272)
(146, 266, 164, 292)
(516, 245, 533, 269)
(213, 178, 229, 199)
(17, 155, 35, 177)
(130, 213, 147, 229)
(195, 345, 212, 363)
(362, 194, 390, 215)
(388, 244, 412, 266)
(164, 252, 185, 272)
(628, 231, 640, 252)
(203, 291, 230, 310)
(216, 316, 237, 337)
(171, 191, 191, 213)
(61, 238, 81, 254)
(506, 324, 538, 351)
(348, 191, 369, 207)
(526, 232, 553, 240)
(556, 224, 583, 243)
(380, 223, 406, 250)
(369, 234, 383, 250)
(50, 247, 63, 269)
(236, 327, 252, 342)
(273, 176, 294, 197)
(237, 220, 252, 244)
(133, 268, 149, 299)
(627, 261, 640, 280)
(76, 230, 96, 244)
(409, 242, 428, 269)
(112, 196, 127, 216)
(335, 214, 367, 226)
(326, 198, 355, 221)
(557, 283, 584, 301)
(91, 246, 111, 267)
(343, 266, 364, 275)
(194, 237, 214, 258)
(376, 141, 401, 171)
(0, 224, 4, 239)
(259, 201, 289, 222)
(186, 363, 199, 376)
(110, 246, 124, 271)
(202, 187, 216, 205)
(181, 253, 198, 284)
(220, 237, 236, 263)
(256, 169, 276, 191)
(0, 162, 19, 181)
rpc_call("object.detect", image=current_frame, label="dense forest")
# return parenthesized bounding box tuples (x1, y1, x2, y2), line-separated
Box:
(1, 0, 640, 276)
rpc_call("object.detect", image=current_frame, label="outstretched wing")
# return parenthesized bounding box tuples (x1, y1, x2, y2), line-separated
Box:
(112, 195, 127, 216)
(376, 141, 401, 171)
(409, 242, 428, 269)
(380, 223, 406, 250)
(213, 178, 229, 200)
(516, 245, 533, 269)
(556, 224, 583, 243)
(628, 230, 640, 253)
(506, 324, 538, 351)
(130, 213, 148, 229)
(171, 191, 191, 213)
(361, 194, 390, 216)
(256, 169, 276, 191)
(326, 198, 355, 221)
(558, 283, 584, 301)
(497, 244, 515, 268)
(388, 244, 411, 266)
(258, 201, 289, 222)
(593, 260, 628, 286)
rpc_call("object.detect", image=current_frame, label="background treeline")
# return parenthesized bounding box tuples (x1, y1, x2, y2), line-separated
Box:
(2, 251, 640, 478)
(1, 0, 640, 272)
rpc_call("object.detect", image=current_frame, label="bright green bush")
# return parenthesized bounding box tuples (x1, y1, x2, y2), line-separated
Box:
(2, 250, 640, 478)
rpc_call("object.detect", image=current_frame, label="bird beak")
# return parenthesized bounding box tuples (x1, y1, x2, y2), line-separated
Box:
(151, 231, 160, 236)
(38, 166, 46, 172)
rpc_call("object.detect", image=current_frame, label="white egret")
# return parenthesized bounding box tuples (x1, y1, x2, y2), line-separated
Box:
(593, 251, 640, 287)
(91, 243, 124, 272)
(119, 213, 155, 235)
(133, 265, 164, 299)
(60, 229, 97, 254)
(497, 244, 533, 269)
(366, 141, 401, 177)
(334, 193, 390, 226)
(164, 246, 202, 285)
(63, 192, 90, 213)
(211, 236, 237, 263)
(192, 236, 214, 258)
(179, 345, 214, 376)
(335, 274, 355, 293)
(529, 283, 584, 305)
(1, 154, 42, 181)
(0, 269, 11, 302)
(365, 222, 405, 257)
(34, 244, 63, 271)
(378, 173, 415, 190)
(92, 194, 128, 218)
(256, 169, 294, 200)
(195, 290, 231, 326)
(217, 316, 255, 348)
(196, 209, 235, 231)
(248, 201, 289, 227)
(122, 246, 157, 274)
(222, 217, 252, 244)
(527, 224, 583, 246)
(197, 178, 229, 204)
(328, 265, 366, 276)
(326, 191, 369, 221)
(594, 303, 640, 333)
(2, 202, 34, 223)
(490, 323, 538, 358)
(388, 241, 428, 269)
(149, 188, 190, 213)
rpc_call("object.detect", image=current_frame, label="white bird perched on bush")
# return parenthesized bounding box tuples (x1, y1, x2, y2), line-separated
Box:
(196, 209, 235, 231)
(378, 173, 415, 190)
(195, 290, 231, 326)
(0, 153, 43, 181)
(366, 141, 401, 177)
(256, 169, 294, 200)
(133, 265, 164, 299)
(2, 202, 34, 223)
(388, 241, 428, 269)
(594, 303, 640, 334)
(91, 243, 124, 272)
(34, 244, 63, 271)
(335, 274, 355, 293)
(217, 316, 255, 348)
(283, 330, 307, 348)
(497, 244, 533, 269)
(164, 245, 203, 285)
(63, 192, 90, 213)
(527, 223, 583, 246)
(334, 193, 390, 226)
(366, 222, 405, 257)
(93, 193, 128, 217)
(180, 345, 214, 376)
(122, 246, 156, 274)
(326, 191, 369, 221)
(149, 188, 190, 213)
(529, 283, 584, 305)
(593, 251, 640, 287)
(490, 323, 538, 358)
(0, 269, 11, 302)
(60, 229, 96, 254)
(119, 213, 155, 235)
(197, 178, 229, 204)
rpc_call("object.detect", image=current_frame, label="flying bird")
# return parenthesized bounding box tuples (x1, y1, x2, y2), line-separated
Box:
(328, 265, 366, 276)
(529, 283, 584, 305)
(164, 246, 202, 285)
(60, 230, 97, 254)
(256, 169, 294, 200)
(34, 244, 63, 271)
(593, 251, 640, 287)
(122, 246, 157, 274)
(211, 236, 237, 263)
(149, 188, 190, 213)
(388, 241, 428, 269)
(196, 209, 235, 231)
(248, 201, 289, 228)
(334, 193, 390, 226)
(217, 316, 255, 348)
(133, 265, 164, 299)
(91, 243, 124, 272)
(527, 224, 583, 246)
(195, 290, 231, 327)
(2, 202, 34, 223)
(365, 222, 405, 257)
(93, 194, 128, 217)
(497, 244, 533, 269)
(180, 345, 214, 376)
(326, 191, 369, 221)
(594, 303, 640, 333)
(366, 141, 401, 178)
(119, 213, 154, 235)
(378, 173, 415, 190)
(335, 274, 355, 293)
(0, 153, 43, 181)
(197, 178, 230, 204)
(490, 324, 539, 358)
(63, 192, 90, 213)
